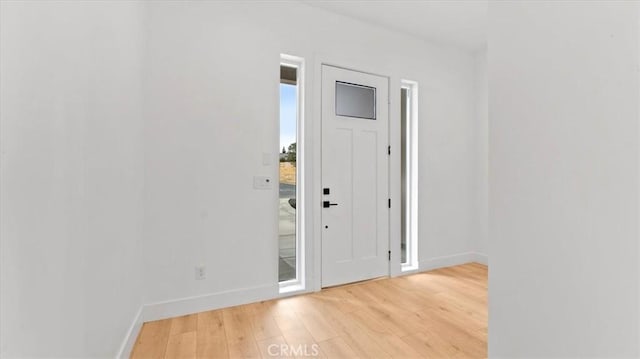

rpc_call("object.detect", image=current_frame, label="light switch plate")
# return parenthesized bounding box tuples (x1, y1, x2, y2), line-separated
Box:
(253, 176, 272, 189)
(195, 265, 206, 280)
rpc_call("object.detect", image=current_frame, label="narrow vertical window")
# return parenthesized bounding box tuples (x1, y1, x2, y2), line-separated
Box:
(401, 80, 418, 270)
(279, 55, 304, 290)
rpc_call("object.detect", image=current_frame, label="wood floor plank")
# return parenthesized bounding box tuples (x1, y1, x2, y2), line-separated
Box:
(310, 305, 392, 358)
(164, 332, 196, 359)
(429, 292, 488, 328)
(222, 306, 260, 358)
(255, 335, 288, 359)
(401, 331, 461, 358)
(196, 310, 228, 358)
(310, 287, 362, 314)
(131, 319, 172, 359)
(272, 310, 309, 335)
(278, 324, 326, 359)
(410, 309, 487, 357)
(297, 309, 339, 343)
(196, 331, 228, 359)
(334, 327, 392, 358)
(169, 314, 197, 336)
(318, 337, 359, 358)
(375, 332, 424, 358)
(196, 310, 224, 334)
(249, 311, 282, 341)
(131, 263, 488, 359)
(366, 280, 428, 313)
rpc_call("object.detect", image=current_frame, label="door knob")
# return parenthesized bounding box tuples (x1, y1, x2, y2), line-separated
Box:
(323, 201, 338, 208)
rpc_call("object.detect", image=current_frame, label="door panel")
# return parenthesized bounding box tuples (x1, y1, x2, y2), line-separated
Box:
(321, 65, 389, 288)
(353, 130, 378, 259)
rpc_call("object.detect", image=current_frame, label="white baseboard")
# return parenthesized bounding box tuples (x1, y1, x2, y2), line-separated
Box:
(116, 306, 143, 359)
(142, 283, 279, 322)
(472, 252, 488, 265)
(419, 252, 488, 272)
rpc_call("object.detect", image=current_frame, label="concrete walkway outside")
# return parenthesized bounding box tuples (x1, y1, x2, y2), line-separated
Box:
(279, 192, 296, 282)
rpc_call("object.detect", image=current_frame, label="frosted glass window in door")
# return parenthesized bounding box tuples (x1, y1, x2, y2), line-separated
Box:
(335, 81, 376, 120)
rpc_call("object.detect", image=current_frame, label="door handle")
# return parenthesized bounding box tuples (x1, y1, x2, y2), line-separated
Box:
(323, 201, 338, 208)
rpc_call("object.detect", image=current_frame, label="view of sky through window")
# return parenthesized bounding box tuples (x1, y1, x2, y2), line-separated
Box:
(280, 83, 297, 150)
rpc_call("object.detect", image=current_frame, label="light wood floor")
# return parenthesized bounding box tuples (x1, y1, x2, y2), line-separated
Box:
(131, 263, 487, 358)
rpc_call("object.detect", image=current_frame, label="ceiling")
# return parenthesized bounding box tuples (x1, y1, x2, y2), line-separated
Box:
(302, 0, 488, 52)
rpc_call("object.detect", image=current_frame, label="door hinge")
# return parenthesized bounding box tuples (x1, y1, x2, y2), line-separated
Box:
(388, 198, 391, 208)
(388, 250, 391, 261)
(388, 146, 391, 155)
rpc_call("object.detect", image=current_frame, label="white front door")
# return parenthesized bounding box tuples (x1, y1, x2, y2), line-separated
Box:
(321, 65, 389, 288)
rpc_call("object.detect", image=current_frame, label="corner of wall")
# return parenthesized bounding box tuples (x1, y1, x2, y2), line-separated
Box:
(116, 307, 144, 359)
(472, 47, 489, 260)
(419, 252, 482, 272)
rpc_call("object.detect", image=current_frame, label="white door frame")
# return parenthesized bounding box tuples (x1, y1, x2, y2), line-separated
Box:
(309, 59, 394, 291)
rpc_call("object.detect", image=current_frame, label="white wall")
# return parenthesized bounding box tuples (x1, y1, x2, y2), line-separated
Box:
(143, 1, 479, 309)
(0, 1, 145, 357)
(489, 1, 640, 357)
(473, 49, 488, 260)
(0, 1, 483, 356)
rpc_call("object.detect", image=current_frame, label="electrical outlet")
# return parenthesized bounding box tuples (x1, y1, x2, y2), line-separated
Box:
(253, 176, 272, 189)
(195, 265, 206, 280)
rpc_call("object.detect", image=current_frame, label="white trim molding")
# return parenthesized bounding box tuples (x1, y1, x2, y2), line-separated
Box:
(400, 80, 420, 272)
(419, 252, 487, 272)
(472, 252, 488, 265)
(142, 284, 279, 322)
(116, 306, 143, 359)
(279, 53, 307, 293)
